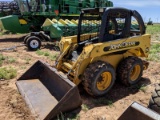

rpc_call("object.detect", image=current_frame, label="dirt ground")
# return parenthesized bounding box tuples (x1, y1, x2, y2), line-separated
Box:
(0, 34, 159, 120)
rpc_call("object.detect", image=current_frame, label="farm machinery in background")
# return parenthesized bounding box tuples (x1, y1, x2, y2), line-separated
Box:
(0, 1, 19, 17)
(0, 0, 113, 33)
(147, 18, 153, 25)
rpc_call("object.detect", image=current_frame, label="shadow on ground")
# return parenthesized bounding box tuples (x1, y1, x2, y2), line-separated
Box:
(61, 77, 151, 119)
(0, 35, 60, 52)
(41, 43, 60, 51)
(0, 35, 26, 42)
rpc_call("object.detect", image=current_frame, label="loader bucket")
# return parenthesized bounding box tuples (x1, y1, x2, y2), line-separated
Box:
(16, 60, 82, 120)
(118, 102, 160, 120)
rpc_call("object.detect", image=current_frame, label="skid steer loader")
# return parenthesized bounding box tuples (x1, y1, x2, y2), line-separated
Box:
(16, 7, 151, 119)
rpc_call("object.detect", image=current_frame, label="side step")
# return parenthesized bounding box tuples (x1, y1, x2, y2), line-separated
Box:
(16, 60, 82, 120)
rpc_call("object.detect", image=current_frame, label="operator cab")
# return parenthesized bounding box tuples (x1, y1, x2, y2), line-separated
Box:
(67, 7, 146, 60)
(99, 7, 145, 42)
(16, 0, 42, 13)
(77, 7, 145, 45)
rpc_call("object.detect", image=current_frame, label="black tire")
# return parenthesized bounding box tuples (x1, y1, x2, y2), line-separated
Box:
(83, 61, 116, 96)
(117, 56, 143, 86)
(148, 84, 160, 114)
(24, 35, 31, 44)
(26, 36, 41, 51)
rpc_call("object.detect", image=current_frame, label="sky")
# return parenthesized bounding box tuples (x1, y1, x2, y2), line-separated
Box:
(111, 0, 160, 23)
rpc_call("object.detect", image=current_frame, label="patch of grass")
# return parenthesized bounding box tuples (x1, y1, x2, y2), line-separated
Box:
(57, 112, 66, 120)
(92, 98, 108, 104)
(150, 44, 160, 53)
(0, 55, 16, 64)
(0, 67, 17, 80)
(146, 24, 160, 35)
(131, 84, 147, 93)
(147, 54, 160, 61)
(139, 85, 147, 93)
(0, 55, 17, 65)
(56, 112, 80, 120)
(36, 49, 45, 55)
(81, 104, 89, 112)
(68, 114, 80, 120)
(25, 58, 31, 64)
(44, 52, 50, 56)
(48, 54, 57, 61)
(7, 57, 16, 63)
(92, 98, 113, 107)
(106, 100, 114, 107)
(36, 49, 58, 61)
(0, 30, 14, 36)
(0, 54, 6, 66)
(0, 54, 5, 61)
(147, 44, 160, 61)
(0, 61, 2, 66)
(20, 66, 26, 69)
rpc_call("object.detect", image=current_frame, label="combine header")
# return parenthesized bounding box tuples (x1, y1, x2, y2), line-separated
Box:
(41, 18, 101, 40)
(0, 0, 113, 33)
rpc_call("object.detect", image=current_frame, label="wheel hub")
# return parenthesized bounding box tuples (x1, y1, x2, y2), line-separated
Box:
(30, 40, 39, 49)
(97, 72, 112, 91)
(130, 64, 141, 81)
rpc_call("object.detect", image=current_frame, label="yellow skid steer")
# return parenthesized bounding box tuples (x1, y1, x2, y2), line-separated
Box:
(16, 7, 151, 119)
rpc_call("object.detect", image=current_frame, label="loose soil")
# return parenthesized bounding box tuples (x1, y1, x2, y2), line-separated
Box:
(0, 34, 159, 120)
